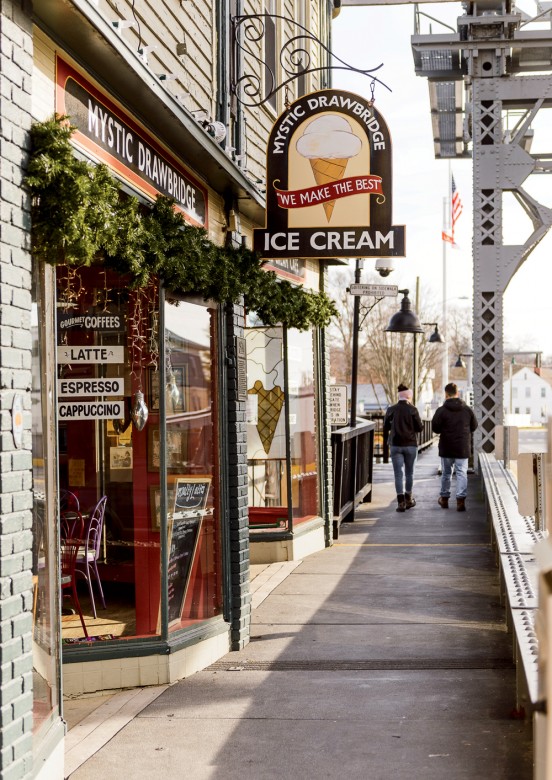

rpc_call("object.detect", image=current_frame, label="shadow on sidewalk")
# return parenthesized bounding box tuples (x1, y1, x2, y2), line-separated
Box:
(70, 447, 533, 780)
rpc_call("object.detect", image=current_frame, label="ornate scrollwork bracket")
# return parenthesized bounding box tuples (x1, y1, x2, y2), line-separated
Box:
(231, 13, 391, 108)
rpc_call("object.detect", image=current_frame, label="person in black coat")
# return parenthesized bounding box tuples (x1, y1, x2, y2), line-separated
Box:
(431, 382, 478, 511)
(383, 384, 424, 512)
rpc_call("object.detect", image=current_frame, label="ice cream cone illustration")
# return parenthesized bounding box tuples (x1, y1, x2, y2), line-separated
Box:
(248, 380, 285, 455)
(296, 116, 362, 222)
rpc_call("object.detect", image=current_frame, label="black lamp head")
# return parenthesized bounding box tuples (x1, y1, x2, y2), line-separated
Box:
(385, 290, 424, 334)
(455, 355, 466, 369)
(428, 325, 444, 344)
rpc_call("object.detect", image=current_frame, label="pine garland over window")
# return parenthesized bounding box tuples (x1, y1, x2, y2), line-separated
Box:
(25, 116, 337, 330)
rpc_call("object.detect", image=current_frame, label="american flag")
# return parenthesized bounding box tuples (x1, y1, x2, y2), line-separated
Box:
(442, 174, 463, 244)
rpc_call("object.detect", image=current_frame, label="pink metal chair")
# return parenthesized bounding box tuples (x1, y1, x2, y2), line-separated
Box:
(75, 496, 107, 619)
(61, 538, 88, 638)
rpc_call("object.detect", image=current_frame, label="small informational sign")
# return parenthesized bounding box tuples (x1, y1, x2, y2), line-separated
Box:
(68, 459, 86, 487)
(57, 310, 125, 334)
(58, 400, 124, 420)
(58, 378, 125, 397)
(12, 394, 24, 449)
(349, 284, 398, 297)
(173, 477, 211, 518)
(236, 337, 248, 402)
(330, 385, 348, 426)
(57, 346, 125, 364)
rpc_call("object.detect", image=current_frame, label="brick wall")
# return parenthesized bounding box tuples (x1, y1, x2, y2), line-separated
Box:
(225, 301, 251, 650)
(0, 0, 34, 776)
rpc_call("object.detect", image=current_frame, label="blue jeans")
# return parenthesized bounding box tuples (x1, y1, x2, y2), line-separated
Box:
(390, 445, 418, 495)
(440, 457, 468, 499)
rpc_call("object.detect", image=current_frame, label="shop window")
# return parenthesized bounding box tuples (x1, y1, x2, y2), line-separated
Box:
(32, 264, 61, 737)
(246, 324, 319, 529)
(56, 270, 224, 642)
(56, 267, 161, 642)
(164, 300, 223, 631)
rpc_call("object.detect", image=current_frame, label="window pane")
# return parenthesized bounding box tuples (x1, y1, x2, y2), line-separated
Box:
(57, 267, 160, 642)
(287, 329, 319, 522)
(164, 301, 223, 630)
(32, 265, 60, 733)
(246, 327, 288, 530)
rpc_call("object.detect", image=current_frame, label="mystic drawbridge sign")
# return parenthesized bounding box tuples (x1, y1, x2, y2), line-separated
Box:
(253, 89, 405, 259)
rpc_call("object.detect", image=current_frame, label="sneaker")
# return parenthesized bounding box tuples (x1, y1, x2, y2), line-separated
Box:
(438, 496, 449, 509)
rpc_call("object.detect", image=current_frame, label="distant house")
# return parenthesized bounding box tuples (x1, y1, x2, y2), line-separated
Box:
(503, 367, 552, 424)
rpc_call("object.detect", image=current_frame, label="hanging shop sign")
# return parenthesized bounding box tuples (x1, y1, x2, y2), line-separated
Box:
(253, 89, 405, 259)
(58, 401, 124, 420)
(57, 378, 125, 397)
(56, 57, 208, 228)
(57, 346, 125, 364)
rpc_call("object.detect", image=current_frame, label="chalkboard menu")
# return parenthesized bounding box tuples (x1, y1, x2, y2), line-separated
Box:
(167, 515, 202, 627)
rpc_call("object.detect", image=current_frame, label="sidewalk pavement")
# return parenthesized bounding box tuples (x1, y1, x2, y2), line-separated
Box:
(67, 446, 533, 779)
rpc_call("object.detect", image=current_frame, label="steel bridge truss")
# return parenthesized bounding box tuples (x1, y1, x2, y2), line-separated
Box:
(412, 1, 552, 453)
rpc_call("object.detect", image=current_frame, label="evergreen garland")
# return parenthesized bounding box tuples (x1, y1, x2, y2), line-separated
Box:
(25, 116, 337, 330)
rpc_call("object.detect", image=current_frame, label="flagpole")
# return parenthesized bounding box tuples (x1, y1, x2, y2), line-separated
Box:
(442, 194, 449, 391)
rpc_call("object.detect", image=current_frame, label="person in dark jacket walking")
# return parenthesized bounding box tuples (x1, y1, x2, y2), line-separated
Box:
(383, 384, 424, 512)
(431, 382, 478, 511)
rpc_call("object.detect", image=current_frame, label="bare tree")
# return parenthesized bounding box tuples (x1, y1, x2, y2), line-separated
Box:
(327, 269, 443, 401)
(326, 269, 355, 382)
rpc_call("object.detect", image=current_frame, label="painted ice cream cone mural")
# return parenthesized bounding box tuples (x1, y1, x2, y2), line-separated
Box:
(296, 115, 362, 222)
(248, 380, 285, 455)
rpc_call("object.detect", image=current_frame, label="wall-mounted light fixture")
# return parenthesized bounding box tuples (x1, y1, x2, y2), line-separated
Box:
(112, 20, 136, 34)
(176, 39, 187, 57)
(138, 45, 158, 64)
(205, 121, 227, 143)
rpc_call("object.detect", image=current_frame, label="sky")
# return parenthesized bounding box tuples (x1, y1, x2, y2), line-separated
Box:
(331, 2, 552, 358)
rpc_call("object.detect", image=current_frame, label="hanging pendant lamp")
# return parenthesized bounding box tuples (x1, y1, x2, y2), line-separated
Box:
(385, 290, 424, 334)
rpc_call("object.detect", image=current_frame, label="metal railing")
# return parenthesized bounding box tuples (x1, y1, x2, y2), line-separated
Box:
(331, 419, 375, 540)
(360, 413, 435, 463)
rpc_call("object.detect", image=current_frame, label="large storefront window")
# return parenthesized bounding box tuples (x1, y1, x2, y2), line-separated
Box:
(55, 267, 223, 645)
(246, 325, 320, 529)
(164, 300, 222, 631)
(32, 264, 61, 735)
(57, 267, 161, 641)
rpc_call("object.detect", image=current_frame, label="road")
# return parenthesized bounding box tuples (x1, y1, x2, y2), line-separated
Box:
(518, 428, 547, 453)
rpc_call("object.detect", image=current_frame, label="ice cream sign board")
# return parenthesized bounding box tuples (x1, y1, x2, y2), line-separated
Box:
(254, 89, 405, 259)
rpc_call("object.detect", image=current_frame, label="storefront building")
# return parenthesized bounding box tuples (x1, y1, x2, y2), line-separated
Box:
(0, 0, 337, 777)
